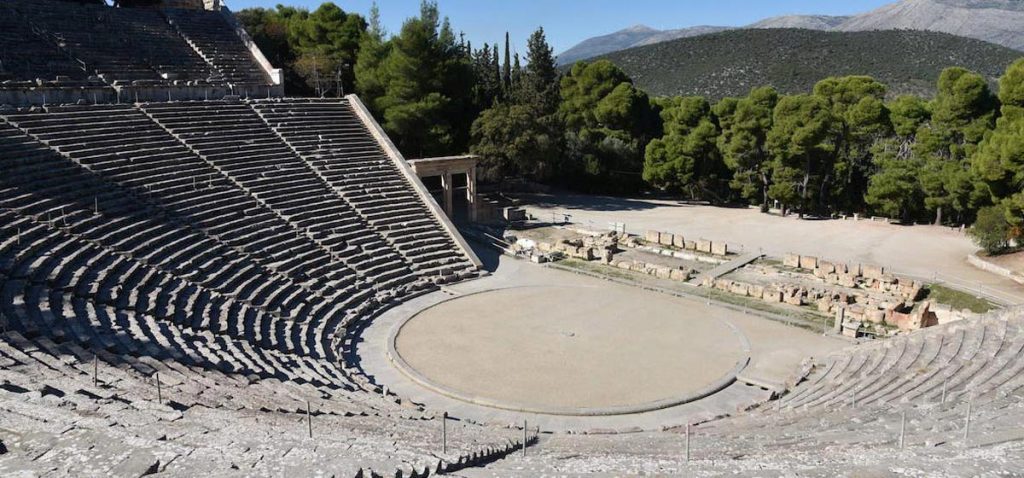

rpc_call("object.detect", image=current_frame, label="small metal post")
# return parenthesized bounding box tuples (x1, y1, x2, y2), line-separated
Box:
(685, 423, 691, 463)
(941, 379, 947, 404)
(441, 412, 447, 455)
(306, 401, 313, 438)
(93, 355, 98, 387)
(155, 372, 161, 404)
(522, 419, 527, 457)
(963, 397, 972, 443)
(851, 391, 856, 408)
(898, 411, 906, 449)
(94, 197, 99, 215)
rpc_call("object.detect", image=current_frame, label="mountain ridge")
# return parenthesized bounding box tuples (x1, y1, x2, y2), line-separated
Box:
(556, 0, 1024, 65)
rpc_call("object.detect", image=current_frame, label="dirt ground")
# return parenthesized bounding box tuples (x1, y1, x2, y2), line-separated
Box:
(517, 193, 1024, 305)
(394, 284, 745, 410)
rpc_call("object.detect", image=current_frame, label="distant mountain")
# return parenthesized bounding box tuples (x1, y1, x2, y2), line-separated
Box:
(588, 29, 1021, 100)
(557, 25, 731, 66)
(749, 15, 848, 30)
(836, 0, 1024, 51)
(556, 0, 1024, 65)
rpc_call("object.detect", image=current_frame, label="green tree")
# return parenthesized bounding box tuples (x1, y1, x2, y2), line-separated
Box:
(359, 1, 474, 157)
(354, 2, 389, 110)
(812, 76, 891, 213)
(558, 61, 657, 191)
(470, 103, 559, 182)
(917, 67, 997, 225)
(864, 139, 924, 221)
(972, 59, 1024, 229)
(238, 3, 365, 96)
(643, 96, 726, 199)
(969, 204, 1014, 254)
(716, 86, 778, 211)
(766, 94, 834, 217)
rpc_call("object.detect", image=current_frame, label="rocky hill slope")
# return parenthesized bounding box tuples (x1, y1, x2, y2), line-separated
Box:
(588, 28, 1022, 100)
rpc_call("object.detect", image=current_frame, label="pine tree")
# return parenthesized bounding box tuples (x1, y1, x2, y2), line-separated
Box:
(502, 32, 512, 95)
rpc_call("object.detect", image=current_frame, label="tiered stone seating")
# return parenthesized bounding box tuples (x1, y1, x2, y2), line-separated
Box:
(251, 98, 479, 280)
(778, 315, 1024, 410)
(164, 8, 269, 85)
(140, 100, 423, 296)
(458, 313, 1024, 476)
(2, 107, 376, 360)
(5, 0, 216, 84)
(0, 2, 92, 84)
(0, 326, 521, 477)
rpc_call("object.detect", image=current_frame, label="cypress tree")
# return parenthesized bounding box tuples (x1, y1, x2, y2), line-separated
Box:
(502, 31, 511, 94)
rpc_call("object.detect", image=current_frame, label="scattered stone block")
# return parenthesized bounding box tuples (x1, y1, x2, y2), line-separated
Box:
(672, 235, 686, 249)
(711, 242, 728, 256)
(862, 264, 885, 280)
(645, 230, 660, 244)
(697, 240, 712, 253)
(669, 269, 689, 281)
(659, 233, 674, 247)
(685, 240, 697, 250)
(798, 255, 818, 270)
(783, 254, 800, 268)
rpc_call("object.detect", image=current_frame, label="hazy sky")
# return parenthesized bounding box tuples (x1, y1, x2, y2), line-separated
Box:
(225, 0, 895, 55)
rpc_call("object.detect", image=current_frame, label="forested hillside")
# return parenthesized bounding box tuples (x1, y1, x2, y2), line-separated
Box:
(592, 29, 1022, 100)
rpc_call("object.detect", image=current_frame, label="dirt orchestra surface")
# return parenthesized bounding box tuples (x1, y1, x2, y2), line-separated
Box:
(392, 285, 747, 413)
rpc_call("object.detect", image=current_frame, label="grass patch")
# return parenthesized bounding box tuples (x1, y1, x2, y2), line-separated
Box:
(924, 284, 998, 314)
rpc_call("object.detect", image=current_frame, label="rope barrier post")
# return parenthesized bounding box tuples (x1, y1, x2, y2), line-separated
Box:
(93, 355, 98, 387)
(898, 411, 906, 449)
(307, 400, 313, 439)
(941, 379, 947, 404)
(685, 423, 690, 463)
(963, 397, 972, 444)
(155, 372, 161, 405)
(522, 419, 527, 457)
(442, 412, 447, 455)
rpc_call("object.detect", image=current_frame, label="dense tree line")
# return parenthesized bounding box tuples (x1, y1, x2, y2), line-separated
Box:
(239, 2, 1024, 252)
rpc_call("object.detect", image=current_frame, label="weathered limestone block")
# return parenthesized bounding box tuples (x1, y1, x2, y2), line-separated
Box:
(537, 242, 553, 253)
(617, 260, 633, 270)
(685, 240, 697, 250)
(749, 284, 765, 298)
(817, 299, 832, 313)
(645, 230, 661, 243)
(799, 255, 818, 270)
(672, 234, 686, 249)
(838, 273, 858, 288)
(669, 268, 689, 281)
(654, 265, 673, 279)
(783, 253, 801, 268)
(697, 240, 712, 253)
(862, 264, 885, 280)
(865, 308, 886, 324)
(784, 290, 804, 306)
(711, 242, 728, 256)
(729, 282, 750, 296)
(763, 288, 783, 303)
(659, 233, 675, 247)
(818, 261, 836, 274)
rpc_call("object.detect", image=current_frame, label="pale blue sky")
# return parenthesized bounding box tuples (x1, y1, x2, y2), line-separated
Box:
(224, 0, 895, 56)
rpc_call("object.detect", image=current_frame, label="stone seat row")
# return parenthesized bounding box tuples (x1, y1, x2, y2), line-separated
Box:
(250, 98, 477, 278)
(779, 315, 1024, 411)
(2, 107, 377, 305)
